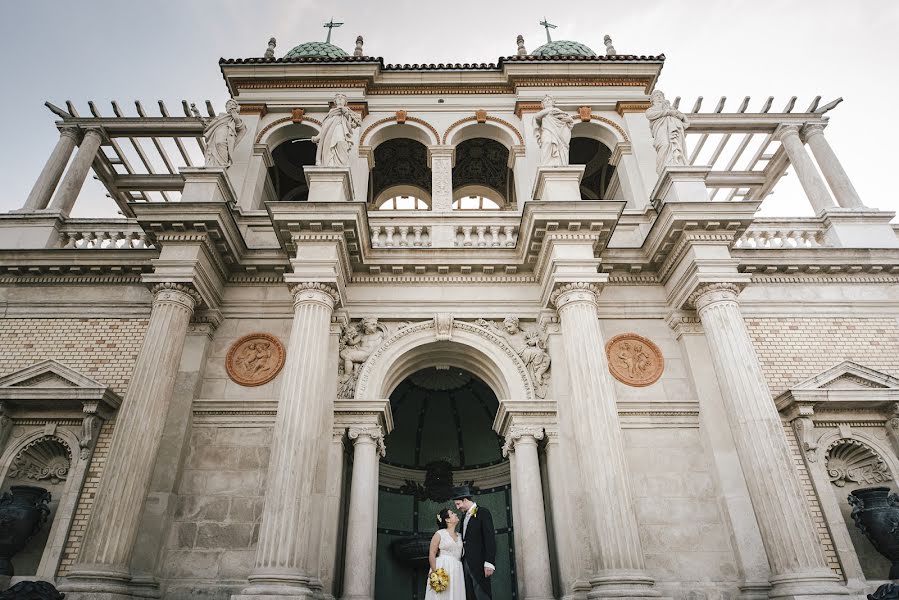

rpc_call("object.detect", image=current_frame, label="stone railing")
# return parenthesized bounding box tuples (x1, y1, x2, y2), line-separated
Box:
(367, 212, 521, 250)
(454, 224, 518, 247)
(369, 223, 432, 248)
(55, 220, 155, 249)
(733, 219, 828, 249)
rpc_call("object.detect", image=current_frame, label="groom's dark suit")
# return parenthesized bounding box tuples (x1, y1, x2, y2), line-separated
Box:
(461, 504, 496, 600)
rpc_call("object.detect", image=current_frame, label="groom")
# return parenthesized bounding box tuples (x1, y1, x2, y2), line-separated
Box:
(452, 486, 496, 600)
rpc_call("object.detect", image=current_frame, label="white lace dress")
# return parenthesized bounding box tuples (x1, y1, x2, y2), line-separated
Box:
(424, 528, 466, 600)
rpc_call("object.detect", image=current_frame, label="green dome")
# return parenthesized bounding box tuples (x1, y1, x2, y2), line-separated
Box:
(283, 41, 349, 59)
(531, 40, 597, 57)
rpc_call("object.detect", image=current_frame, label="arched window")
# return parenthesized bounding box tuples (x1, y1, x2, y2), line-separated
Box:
(452, 196, 501, 210)
(269, 138, 317, 202)
(452, 138, 512, 207)
(378, 196, 429, 210)
(370, 138, 431, 207)
(569, 137, 616, 200)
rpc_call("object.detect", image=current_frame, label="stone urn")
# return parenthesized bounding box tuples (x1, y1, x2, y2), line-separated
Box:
(389, 534, 431, 567)
(848, 487, 899, 579)
(0, 486, 51, 576)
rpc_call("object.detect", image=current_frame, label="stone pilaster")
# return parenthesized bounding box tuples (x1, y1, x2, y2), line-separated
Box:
(801, 124, 865, 209)
(239, 282, 339, 599)
(773, 125, 835, 215)
(688, 283, 848, 600)
(549, 282, 658, 599)
(428, 145, 454, 213)
(21, 126, 81, 212)
(46, 127, 104, 216)
(60, 282, 200, 599)
(340, 426, 385, 600)
(503, 426, 554, 600)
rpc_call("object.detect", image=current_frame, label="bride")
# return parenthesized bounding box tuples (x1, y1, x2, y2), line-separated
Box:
(424, 508, 465, 600)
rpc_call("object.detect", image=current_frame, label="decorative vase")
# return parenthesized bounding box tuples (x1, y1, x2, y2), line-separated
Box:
(0, 486, 51, 576)
(389, 534, 431, 567)
(848, 486, 899, 579)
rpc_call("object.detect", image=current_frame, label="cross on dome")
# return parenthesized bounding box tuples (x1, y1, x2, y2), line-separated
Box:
(323, 18, 343, 43)
(539, 18, 557, 43)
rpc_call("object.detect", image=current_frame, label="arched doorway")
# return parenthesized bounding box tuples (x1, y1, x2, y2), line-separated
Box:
(375, 367, 518, 599)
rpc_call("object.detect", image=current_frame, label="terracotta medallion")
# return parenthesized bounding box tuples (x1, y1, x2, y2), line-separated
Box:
(605, 333, 664, 387)
(226, 333, 286, 387)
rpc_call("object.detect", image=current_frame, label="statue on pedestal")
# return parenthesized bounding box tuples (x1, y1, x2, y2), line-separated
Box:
(313, 93, 362, 168)
(533, 95, 574, 167)
(645, 90, 689, 174)
(200, 99, 246, 169)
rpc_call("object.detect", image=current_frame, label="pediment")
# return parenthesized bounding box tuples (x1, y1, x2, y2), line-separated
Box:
(790, 361, 899, 392)
(0, 360, 106, 390)
(775, 361, 899, 417)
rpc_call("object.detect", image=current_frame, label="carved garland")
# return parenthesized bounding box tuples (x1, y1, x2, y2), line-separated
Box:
(441, 115, 525, 145)
(359, 115, 440, 146)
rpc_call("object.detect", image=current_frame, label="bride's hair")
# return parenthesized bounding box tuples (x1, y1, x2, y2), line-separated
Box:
(436, 508, 452, 529)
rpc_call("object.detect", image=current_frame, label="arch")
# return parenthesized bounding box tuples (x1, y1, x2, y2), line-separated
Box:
(0, 429, 77, 478)
(373, 184, 432, 209)
(361, 117, 439, 148)
(453, 185, 504, 208)
(572, 117, 628, 148)
(443, 117, 524, 147)
(255, 117, 322, 146)
(817, 431, 899, 487)
(355, 319, 535, 401)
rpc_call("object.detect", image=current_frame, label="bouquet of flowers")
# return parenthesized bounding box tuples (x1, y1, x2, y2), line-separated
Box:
(428, 567, 449, 593)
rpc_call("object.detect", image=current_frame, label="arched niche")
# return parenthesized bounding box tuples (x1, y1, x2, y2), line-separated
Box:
(354, 320, 535, 402)
(452, 138, 513, 206)
(0, 433, 75, 578)
(266, 123, 321, 203)
(571, 121, 621, 200)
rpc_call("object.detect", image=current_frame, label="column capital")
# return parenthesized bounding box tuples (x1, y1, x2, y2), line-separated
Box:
(665, 310, 704, 339)
(150, 282, 202, 311)
(549, 282, 600, 310)
(59, 126, 83, 142)
(348, 425, 386, 456)
(687, 282, 741, 313)
(800, 123, 827, 141)
(288, 281, 340, 310)
(332, 426, 347, 442)
(501, 425, 545, 457)
(772, 123, 801, 142)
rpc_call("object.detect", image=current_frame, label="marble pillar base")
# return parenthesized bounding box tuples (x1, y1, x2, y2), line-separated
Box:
(58, 570, 160, 600)
(304, 166, 355, 202)
(587, 570, 664, 599)
(531, 165, 585, 201)
(650, 166, 711, 208)
(767, 571, 850, 600)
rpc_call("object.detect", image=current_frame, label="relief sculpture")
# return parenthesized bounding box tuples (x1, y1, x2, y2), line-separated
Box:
(338, 317, 387, 399)
(475, 316, 550, 398)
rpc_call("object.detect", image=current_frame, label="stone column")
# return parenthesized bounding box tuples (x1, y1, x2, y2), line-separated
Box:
(549, 282, 658, 598)
(773, 125, 835, 215)
(801, 124, 865, 209)
(503, 426, 554, 600)
(21, 126, 81, 212)
(46, 127, 104, 216)
(61, 282, 200, 596)
(240, 282, 339, 599)
(689, 283, 847, 599)
(319, 427, 348, 599)
(340, 426, 385, 600)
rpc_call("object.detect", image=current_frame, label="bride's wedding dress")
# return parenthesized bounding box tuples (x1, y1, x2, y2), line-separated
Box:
(424, 528, 466, 600)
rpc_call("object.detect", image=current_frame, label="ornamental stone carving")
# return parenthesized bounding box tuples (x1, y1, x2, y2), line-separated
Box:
(502, 425, 546, 457)
(288, 282, 340, 308)
(150, 282, 203, 310)
(312, 93, 362, 167)
(7, 436, 71, 484)
(348, 425, 386, 457)
(549, 282, 599, 309)
(200, 98, 247, 168)
(338, 317, 388, 399)
(226, 333, 286, 387)
(645, 89, 689, 174)
(534, 95, 574, 167)
(826, 439, 891, 487)
(476, 317, 551, 398)
(792, 417, 819, 462)
(605, 333, 664, 387)
(687, 282, 741, 312)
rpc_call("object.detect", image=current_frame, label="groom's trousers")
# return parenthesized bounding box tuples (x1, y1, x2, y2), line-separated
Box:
(462, 560, 492, 600)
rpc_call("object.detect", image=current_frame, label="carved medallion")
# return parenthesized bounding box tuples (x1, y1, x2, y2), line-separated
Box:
(605, 333, 664, 387)
(226, 333, 286, 387)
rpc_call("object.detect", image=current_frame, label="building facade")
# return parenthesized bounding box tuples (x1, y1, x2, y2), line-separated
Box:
(0, 30, 897, 600)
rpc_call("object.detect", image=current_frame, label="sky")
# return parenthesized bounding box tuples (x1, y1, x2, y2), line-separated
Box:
(0, 0, 897, 218)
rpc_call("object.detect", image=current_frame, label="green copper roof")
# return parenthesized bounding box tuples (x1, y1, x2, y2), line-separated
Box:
(531, 40, 597, 57)
(283, 41, 349, 59)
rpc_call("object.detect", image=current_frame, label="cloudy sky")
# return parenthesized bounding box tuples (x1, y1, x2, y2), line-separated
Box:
(0, 0, 896, 218)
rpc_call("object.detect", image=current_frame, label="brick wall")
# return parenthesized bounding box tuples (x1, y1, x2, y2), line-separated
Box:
(0, 318, 148, 395)
(745, 316, 899, 396)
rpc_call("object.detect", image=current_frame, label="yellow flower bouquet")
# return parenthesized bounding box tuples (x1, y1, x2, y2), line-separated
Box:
(428, 567, 450, 592)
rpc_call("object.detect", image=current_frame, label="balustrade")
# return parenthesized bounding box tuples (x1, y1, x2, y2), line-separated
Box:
(734, 220, 827, 249)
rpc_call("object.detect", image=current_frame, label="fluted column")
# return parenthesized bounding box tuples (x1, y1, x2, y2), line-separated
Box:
(801, 124, 865, 209)
(46, 127, 104, 216)
(319, 427, 348, 599)
(21, 126, 81, 211)
(341, 426, 385, 600)
(503, 426, 554, 600)
(549, 283, 657, 598)
(240, 283, 339, 598)
(773, 125, 835, 215)
(62, 282, 200, 594)
(690, 283, 847, 599)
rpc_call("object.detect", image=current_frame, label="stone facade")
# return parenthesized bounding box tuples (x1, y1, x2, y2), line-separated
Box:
(0, 28, 897, 600)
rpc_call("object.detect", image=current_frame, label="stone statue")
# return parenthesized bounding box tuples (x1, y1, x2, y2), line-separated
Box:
(533, 95, 574, 167)
(201, 99, 246, 169)
(604, 34, 616, 55)
(516, 34, 527, 56)
(354, 35, 364, 57)
(476, 317, 551, 398)
(312, 93, 362, 168)
(264, 37, 276, 59)
(645, 90, 689, 174)
(337, 317, 386, 398)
